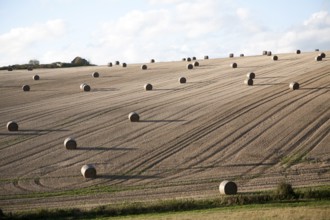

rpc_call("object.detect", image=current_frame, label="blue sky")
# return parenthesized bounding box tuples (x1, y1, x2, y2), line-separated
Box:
(0, 0, 329, 66)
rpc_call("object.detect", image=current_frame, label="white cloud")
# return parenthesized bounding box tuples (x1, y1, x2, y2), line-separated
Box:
(244, 10, 330, 54)
(88, 0, 229, 64)
(148, 0, 186, 4)
(1, 1, 329, 66)
(0, 19, 67, 66)
(303, 10, 330, 27)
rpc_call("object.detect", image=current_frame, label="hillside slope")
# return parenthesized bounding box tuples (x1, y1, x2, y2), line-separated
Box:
(0, 51, 329, 211)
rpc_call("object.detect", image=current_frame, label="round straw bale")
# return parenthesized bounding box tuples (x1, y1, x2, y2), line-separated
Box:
(289, 82, 299, 90)
(92, 72, 99, 78)
(108, 62, 113, 67)
(204, 55, 209, 60)
(192, 57, 196, 60)
(219, 180, 237, 195)
(128, 112, 140, 122)
(229, 53, 234, 58)
(315, 49, 319, 52)
(187, 57, 192, 62)
(182, 58, 186, 61)
(81, 164, 97, 178)
(263, 51, 267, 55)
(320, 52, 326, 59)
(115, 61, 120, 65)
(187, 64, 194, 69)
(64, 137, 77, 150)
(80, 83, 87, 90)
(27, 66, 33, 71)
(246, 72, 255, 79)
(8, 67, 13, 71)
(231, 63, 237, 68)
(144, 83, 153, 91)
(193, 61, 199, 67)
(141, 64, 148, 70)
(7, 121, 18, 131)
(22, 85, 30, 92)
(267, 51, 272, 56)
(150, 59, 155, 63)
(296, 50, 301, 54)
(80, 84, 90, 92)
(83, 84, 91, 92)
(33, 75, 40, 80)
(272, 55, 278, 61)
(244, 78, 254, 86)
(122, 63, 127, 67)
(179, 77, 186, 84)
(315, 56, 322, 61)
(240, 54, 244, 57)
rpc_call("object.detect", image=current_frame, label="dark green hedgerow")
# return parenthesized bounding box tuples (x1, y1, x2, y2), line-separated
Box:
(2, 185, 329, 220)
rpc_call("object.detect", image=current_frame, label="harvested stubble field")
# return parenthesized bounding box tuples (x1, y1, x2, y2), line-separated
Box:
(0, 51, 329, 212)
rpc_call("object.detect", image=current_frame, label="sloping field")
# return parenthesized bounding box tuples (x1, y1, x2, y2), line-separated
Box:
(0, 52, 329, 212)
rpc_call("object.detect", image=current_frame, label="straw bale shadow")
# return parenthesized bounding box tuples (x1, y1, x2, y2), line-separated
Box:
(79, 146, 137, 151)
(93, 88, 119, 92)
(98, 174, 161, 180)
(139, 119, 185, 123)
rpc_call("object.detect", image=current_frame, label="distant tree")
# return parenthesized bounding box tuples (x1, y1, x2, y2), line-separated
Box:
(71, 56, 90, 66)
(29, 59, 40, 65)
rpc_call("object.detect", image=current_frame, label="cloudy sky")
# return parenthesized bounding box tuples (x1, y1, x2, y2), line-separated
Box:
(0, 0, 329, 66)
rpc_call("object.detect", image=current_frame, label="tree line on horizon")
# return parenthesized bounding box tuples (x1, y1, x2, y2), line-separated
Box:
(0, 56, 95, 70)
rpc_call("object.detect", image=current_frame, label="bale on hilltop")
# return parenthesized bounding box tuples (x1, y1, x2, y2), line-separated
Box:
(246, 72, 255, 79)
(289, 82, 299, 90)
(92, 72, 99, 78)
(240, 54, 244, 57)
(128, 112, 140, 122)
(7, 121, 18, 132)
(192, 57, 196, 60)
(81, 164, 97, 178)
(187, 57, 192, 62)
(229, 53, 234, 58)
(144, 83, 153, 91)
(296, 50, 301, 54)
(272, 55, 278, 61)
(187, 64, 194, 69)
(315, 56, 322, 61)
(231, 63, 237, 68)
(83, 84, 91, 92)
(80, 83, 87, 90)
(80, 83, 91, 92)
(150, 59, 155, 63)
(204, 55, 209, 60)
(179, 77, 186, 84)
(182, 58, 186, 61)
(33, 75, 40, 80)
(263, 51, 267, 55)
(108, 62, 113, 67)
(122, 63, 127, 68)
(267, 51, 272, 56)
(219, 180, 237, 195)
(115, 61, 120, 65)
(193, 61, 199, 67)
(244, 78, 253, 86)
(320, 52, 326, 59)
(22, 85, 30, 92)
(64, 137, 77, 150)
(141, 64, 147, 70)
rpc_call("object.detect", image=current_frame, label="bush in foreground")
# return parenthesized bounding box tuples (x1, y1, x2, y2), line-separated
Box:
(274, 182, 296, 199)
